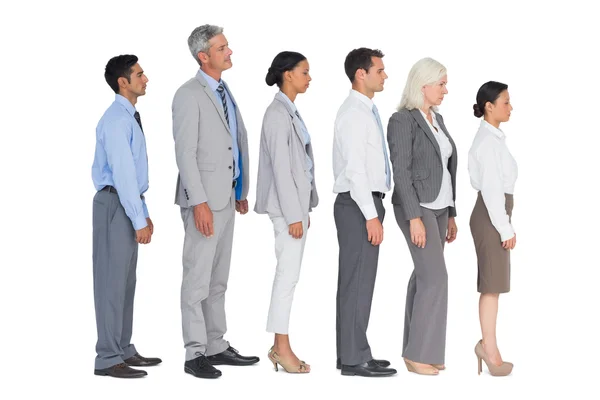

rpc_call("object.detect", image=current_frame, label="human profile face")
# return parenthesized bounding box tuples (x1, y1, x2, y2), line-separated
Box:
(284, 59, 311, 94)
(364, 56, 387, 94)
(423, 74, 448, 107)
(487, 90, 513, 122)
(120, 62, 148, 97)
(200, 33, 233, 72)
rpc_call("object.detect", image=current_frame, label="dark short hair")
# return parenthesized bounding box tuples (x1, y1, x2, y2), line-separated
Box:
(344, 47, 384, 83)
(265, 51, 307, 88)
(104, 54, 138, 94)
(473, 81, 508, 118)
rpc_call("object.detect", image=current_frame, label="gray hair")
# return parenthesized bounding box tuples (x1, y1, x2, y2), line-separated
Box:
(398, 57, 447, 111)
(188, 24, 224, 65)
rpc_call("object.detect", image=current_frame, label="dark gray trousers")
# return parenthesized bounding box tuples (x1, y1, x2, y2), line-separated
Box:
(335, 192, 385, 366)
(92, 190, 138, 369)
(394, 205, 449, 365)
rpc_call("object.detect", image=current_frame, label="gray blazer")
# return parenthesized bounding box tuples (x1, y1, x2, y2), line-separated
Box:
(253, 94, 318, 224)
(387, 108, 457, 220)
(172, 71, 249, 211)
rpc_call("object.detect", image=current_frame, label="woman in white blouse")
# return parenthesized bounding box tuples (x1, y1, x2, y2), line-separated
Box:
(468, 81, 517, 377)
(254, 51, 318, 373)
(387, 58, 458, 375)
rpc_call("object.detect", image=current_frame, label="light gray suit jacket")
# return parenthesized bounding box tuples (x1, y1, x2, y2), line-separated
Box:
(253, 94, 318, 224)
(172, 70, 249, 211)
(387, 108, 457, 220)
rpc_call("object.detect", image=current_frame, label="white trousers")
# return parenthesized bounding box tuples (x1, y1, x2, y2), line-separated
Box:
(266, 214, 309, 334)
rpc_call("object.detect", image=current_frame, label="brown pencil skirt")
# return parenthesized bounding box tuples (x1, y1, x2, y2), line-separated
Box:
(469, 192, 514, 294)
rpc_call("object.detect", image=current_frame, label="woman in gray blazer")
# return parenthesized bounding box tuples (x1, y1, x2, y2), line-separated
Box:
(386, 57, 458, 375)
(254, 51, 318, 374)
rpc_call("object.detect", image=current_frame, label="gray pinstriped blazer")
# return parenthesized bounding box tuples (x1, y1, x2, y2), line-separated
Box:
(387, 108, 457, 220)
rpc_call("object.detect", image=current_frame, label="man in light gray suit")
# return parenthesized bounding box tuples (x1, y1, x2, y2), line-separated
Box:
(172, 24, 259, 379)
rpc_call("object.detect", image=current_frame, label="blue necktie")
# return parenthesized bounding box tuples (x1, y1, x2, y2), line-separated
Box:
(372, 104, 391, 189)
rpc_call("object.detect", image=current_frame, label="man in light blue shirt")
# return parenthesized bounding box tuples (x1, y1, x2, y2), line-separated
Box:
(91, 54, 161, 379)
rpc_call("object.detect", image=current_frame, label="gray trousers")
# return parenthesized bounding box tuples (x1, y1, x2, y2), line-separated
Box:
(180, 190, 235, 361)
(92, 190, 139, 369)
(394, 205, 449, 365)
(334, 192, 385, 366)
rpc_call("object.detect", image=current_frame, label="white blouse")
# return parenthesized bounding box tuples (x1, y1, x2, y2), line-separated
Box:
(468, 120, 518, 241)
(419, 109, 454, 210)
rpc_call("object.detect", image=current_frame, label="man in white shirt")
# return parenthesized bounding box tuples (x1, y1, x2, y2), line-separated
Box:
(332, 47, 397, 377)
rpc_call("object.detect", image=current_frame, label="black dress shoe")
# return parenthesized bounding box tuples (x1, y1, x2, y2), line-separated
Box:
(336, 357, 390, 369)
(341, 359, 397, 377)
(184, 355, 222, 379)
(206, 346, 259, 366)
(94, 363, 147, 378)
(125, 353, 162, 367)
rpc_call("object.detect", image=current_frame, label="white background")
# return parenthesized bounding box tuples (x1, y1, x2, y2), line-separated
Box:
(1, 0, 598, 398)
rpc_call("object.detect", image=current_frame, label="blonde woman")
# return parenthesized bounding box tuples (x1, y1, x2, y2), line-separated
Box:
(386, 57, 458, 375)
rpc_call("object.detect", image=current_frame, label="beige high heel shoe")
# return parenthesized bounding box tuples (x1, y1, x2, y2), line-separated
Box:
(475, 340, 513, 376)
(267, 347, 310, 373)
(403, 358, 439, 375)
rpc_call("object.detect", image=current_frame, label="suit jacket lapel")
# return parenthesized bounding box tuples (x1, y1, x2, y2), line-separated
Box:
(411, 108, 441, 160)
(195, 71, 231, 133)
(274, 95, 304, 144)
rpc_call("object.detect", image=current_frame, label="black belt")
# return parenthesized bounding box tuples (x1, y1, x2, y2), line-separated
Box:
(101, 186, 144, 199)
(372, 191, 385, 199)
(102, 185, 118, 194)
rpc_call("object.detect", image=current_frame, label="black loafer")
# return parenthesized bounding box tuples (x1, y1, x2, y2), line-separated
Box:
(94, 363, 147, 378)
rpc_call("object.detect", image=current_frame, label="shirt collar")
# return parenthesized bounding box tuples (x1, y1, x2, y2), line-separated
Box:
(419, 108, 438, 123)
(115, 94, 136, 116)
(277, 91, 297, 113)
(349, 89, 374, 109)
(481, 119, 505, 139)
(197, 68, 222, 92)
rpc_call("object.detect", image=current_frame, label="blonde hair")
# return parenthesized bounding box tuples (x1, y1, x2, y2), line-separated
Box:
(398, 57, 447, 111)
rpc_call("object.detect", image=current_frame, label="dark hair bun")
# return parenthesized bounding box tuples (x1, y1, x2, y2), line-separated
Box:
(265, 67, 278, 86)
(473, 103, 484, 118)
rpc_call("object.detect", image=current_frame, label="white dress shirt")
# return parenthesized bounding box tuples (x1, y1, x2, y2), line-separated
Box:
(418, 109, 455, 210)
(468, 119, 518, 241)
(333, 90, 391, 220)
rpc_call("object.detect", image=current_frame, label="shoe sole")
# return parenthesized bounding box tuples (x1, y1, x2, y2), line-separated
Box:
(207, 360, 259, 366)
(94, 370, 147, 378)
(341, 370, 397, 377)
(184, 366, 222, 379)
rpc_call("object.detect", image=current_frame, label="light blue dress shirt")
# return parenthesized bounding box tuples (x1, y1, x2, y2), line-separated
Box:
(92, 94, 149, 230)
(198, 69, 240, 181)
(278, 91, 314, 183)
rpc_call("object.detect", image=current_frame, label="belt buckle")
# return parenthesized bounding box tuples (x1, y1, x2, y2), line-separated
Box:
(232, 180, 237, 189)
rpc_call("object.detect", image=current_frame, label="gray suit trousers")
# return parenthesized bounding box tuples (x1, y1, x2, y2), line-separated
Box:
(394, 205, 448, 365)
(335, 192, 385, 366)
(92, 190, 138, 369)
(180, 190, 235, 360)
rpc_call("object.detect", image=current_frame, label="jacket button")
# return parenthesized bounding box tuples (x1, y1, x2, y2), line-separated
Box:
(229, 166, 232, 169)
(228, 147, 232, 150)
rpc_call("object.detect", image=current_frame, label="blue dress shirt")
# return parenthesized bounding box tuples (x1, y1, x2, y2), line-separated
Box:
(197, 69, 240, 182)
(92, 94, 149, 230)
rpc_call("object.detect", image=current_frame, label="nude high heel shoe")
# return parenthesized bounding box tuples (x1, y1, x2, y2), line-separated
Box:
(267, 347, 310, 373)
(403, 358, 438, 375)
(475, 340, 513, 376)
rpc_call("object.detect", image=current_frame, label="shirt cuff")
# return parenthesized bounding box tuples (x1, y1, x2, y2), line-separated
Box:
(499, 225, 515, 242)
(359, 203, 378, 221)
(133, 213, 148, 231)
(142, 201, 150, 219)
